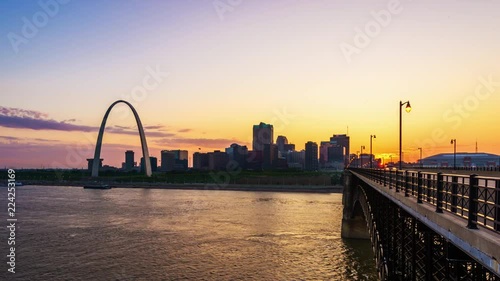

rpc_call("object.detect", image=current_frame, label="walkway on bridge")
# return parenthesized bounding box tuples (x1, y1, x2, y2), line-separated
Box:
(342, 168, 500, 280)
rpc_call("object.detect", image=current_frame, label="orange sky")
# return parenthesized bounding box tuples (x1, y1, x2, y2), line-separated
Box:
(1, 1, 499, 168)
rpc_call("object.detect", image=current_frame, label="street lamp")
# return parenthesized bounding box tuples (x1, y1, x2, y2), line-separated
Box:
(399, 100, 412, 170)
(360, 145, 365, 168)
(418, 147, 423, 169)
(370, 135, 376, 168)
(450, 139, 456, 169)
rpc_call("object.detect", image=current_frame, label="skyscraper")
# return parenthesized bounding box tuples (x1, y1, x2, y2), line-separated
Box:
(125, 150, 135, 170)
(252, 122, 273, 152)
(305, 141, 318, 171)
(276, 135, 288, 154)
(330, 134, 350, 167)
(161, 150, 188, 171)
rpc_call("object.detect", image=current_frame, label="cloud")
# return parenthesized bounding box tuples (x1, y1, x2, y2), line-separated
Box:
(0, 136, 21, 141)
(177, 128, 192, 133)
(106, 127, 175, 138)
(0, 106, 175, 137)
(0, 115, 97, 132)
(0, 106, 49, 119)
(144, 125, 166, 130)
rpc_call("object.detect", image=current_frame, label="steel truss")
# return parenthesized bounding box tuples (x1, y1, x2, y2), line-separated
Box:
(358, 183, 499, 281)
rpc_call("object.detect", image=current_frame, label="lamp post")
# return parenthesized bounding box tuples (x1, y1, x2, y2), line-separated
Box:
(399, 100, 412, 170)
(370, 135, 376, 168)
(450, 139, 456, 169)
(360, 145, 365, 168)
(418, 147, 423, 169)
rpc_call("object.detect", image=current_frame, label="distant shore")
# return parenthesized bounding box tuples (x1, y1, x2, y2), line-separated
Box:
(15, 180, 344, 193)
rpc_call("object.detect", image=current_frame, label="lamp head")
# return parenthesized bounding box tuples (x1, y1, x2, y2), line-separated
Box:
(405, 102, 412, 113)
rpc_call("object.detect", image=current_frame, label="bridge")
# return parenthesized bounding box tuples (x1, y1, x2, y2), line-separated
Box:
(342, 168, 500, 280)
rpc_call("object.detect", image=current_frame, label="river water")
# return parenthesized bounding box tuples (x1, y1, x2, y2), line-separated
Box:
(0, 186, 377, 280)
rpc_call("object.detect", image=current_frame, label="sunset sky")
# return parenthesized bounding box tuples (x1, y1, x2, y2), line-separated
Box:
(1, 0, 499, 168)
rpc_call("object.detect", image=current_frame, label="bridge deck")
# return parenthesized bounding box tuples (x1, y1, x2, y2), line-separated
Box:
(350, 170, 500, 277)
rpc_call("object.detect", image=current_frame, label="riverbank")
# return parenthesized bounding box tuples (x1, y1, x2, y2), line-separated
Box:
(16, 180, 344, 193)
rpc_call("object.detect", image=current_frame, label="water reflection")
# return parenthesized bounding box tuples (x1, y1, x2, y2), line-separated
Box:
(0, 186, 378, 280)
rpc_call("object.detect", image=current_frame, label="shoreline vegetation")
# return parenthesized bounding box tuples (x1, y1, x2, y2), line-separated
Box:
(1, 169, 344, 193)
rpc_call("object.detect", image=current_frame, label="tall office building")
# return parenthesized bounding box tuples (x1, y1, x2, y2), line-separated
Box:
(193, 152, 209, 170)
(319, 141, 333, 165)
(305, 141, 319, 171)
(208, 150, 230, 171)
(276, 136, 288, 154)
(225, 143, 249, 169)
(252, 122, 273, 152)
(330, 134, 350, 167)
(161, 150, 188, 171)
(125, 150, 135, 170)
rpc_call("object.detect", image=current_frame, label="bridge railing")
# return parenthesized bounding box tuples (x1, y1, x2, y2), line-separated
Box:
(350, 168, 500, 234)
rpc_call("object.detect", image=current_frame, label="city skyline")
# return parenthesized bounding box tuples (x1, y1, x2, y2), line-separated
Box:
(1, 0, 500, 168)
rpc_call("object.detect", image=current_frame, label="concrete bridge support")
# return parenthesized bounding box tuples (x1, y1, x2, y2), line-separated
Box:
(341, 170, 369, 239)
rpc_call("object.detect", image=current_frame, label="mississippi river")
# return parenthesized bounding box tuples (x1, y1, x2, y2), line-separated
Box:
(0, 186, 377, 280)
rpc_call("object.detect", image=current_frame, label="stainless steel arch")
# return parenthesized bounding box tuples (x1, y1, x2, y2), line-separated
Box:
(91, 100, 152, 177)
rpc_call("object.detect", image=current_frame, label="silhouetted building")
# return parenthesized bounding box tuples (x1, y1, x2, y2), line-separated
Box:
(330, 134, 350, 167)
(246, 150, 263, 170)
(319, 141, 333, 166)
(253, 122, 273, 152)
(420, 152, 500, 168)
(86, 158, 103, 171)
(283, 143, 295, 152)
(193, 152, 209, 170)
(262, 144, 277, 169)
(161, 150, 188, 171)
(208, 150, 229, 170)
(276, 136, 288, 154)
(125, 150, 135, 170)
(225, 143, 248, 169)
(161, 151, 175, 171)
(305, 142, 319, 171)
(140, 157, 158, 172)
(286, 150, 305, 169)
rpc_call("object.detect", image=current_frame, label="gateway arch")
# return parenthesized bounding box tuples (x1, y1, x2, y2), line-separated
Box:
(91, 100, 152, 177)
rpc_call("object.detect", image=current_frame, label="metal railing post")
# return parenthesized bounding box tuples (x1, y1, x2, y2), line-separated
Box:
(451, 176, 458, 213)
(396, 171, 400, 193)
(389, 170, 393, 190)
(467, 174, 479, 229)
(404, 170, 409, 197)
(417, 171, 423, 203)
(495, 179, 500, 231)
(383, 169, 387, 187)
(436, 172, 443, 213)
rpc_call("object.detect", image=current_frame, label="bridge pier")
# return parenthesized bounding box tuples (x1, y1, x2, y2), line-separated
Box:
(341, 170, 370, 239)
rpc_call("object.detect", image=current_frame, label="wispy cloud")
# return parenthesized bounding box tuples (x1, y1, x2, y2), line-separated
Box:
(0, 106, 49, 119)
(144, 125, 166, 130)
(0, 115, 97, 132)
(0, 106, 175, 137)
(107, 127, 176, 138)
(177, 128, 192, 133)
